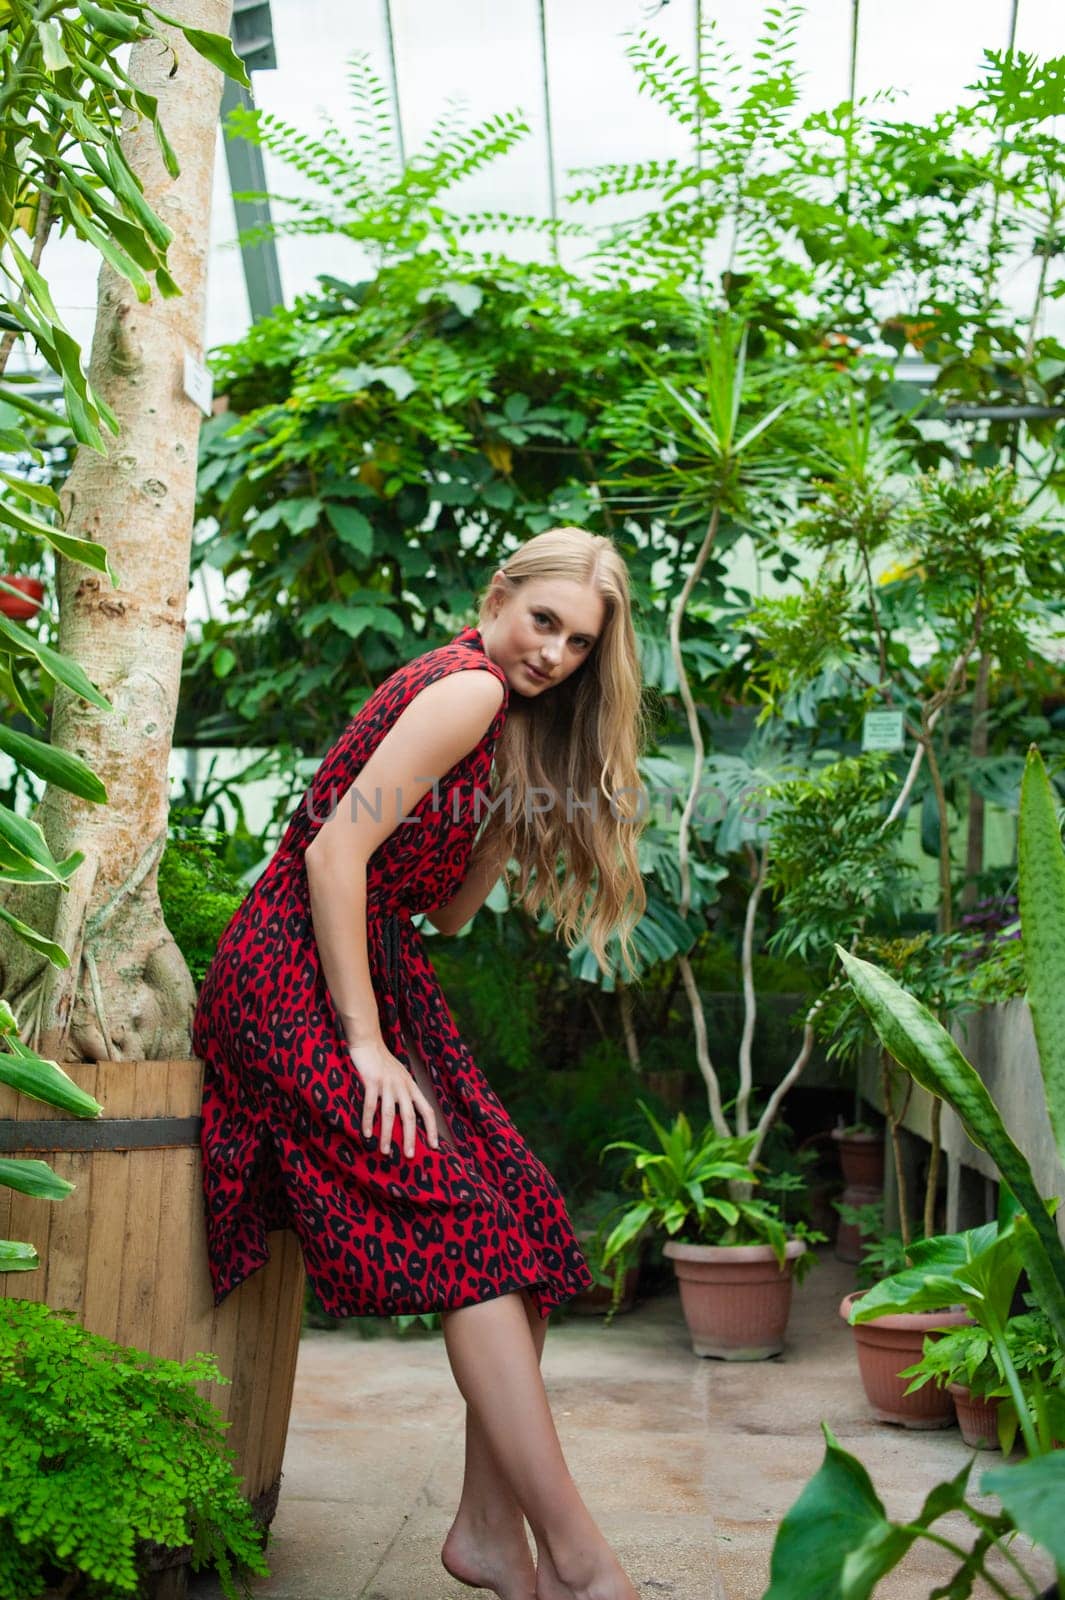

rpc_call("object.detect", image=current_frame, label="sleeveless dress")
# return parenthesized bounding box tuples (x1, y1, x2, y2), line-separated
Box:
(192, 624, 593, 1320)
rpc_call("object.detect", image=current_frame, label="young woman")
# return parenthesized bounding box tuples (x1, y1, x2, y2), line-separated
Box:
(193, 527, 648, 1600)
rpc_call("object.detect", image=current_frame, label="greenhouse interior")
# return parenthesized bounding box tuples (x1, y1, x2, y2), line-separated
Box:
(1, 1, 1064, 1598)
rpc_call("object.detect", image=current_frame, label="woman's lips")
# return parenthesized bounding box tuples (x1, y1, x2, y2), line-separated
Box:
(524, 661, 551, 682)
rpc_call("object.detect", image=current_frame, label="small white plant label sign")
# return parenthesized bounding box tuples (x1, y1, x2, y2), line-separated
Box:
(183, 350, 214, 418)
(862, 710, 905, 752)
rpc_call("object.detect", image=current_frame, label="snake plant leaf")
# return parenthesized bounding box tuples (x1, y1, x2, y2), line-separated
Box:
(981, 1453, 1065, 1568)
(835, 946, 1065, 1304)
(0, 1240, 38, 1272)
(1018, 747, 1065, 1167)
(0, 1156, 75, 1200)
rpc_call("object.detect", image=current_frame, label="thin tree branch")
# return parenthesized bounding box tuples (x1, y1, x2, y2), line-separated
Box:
(736, 840, 769, 1137)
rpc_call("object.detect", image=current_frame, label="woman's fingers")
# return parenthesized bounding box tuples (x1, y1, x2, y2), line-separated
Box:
(361, 1078, 379, 1143)
(411, 1084, 439, 1149)
(397, 1094, 418, 1159)
(379, 1093, 397, 1158)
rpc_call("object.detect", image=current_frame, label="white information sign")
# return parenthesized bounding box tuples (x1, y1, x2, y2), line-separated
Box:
(862, 710, 905, 753)
(183, 349, 214, 418)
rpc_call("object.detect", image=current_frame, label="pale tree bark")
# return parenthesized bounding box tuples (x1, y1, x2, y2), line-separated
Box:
(0, 0, 233, 1062)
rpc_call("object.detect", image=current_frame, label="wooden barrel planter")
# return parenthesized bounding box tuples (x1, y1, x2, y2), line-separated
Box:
(0, 1059, 305, 1538)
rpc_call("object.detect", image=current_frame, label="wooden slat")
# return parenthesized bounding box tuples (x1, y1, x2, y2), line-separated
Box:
(240, 1245, 288, 1494)
(1, 1056, 305, 1524)
(257, 1231, 306, 1494)
(81, 1069, 137, 1342)
(151, 1147, 197, 1362)
(219, 1254, 266, 1480)
(115, 1069, 167, 1351)
(43, 1149, 92, 1312)
(4, 1082, 55, 1303)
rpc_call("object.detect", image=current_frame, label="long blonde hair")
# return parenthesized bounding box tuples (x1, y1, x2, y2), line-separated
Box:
(474, 528, 648, 975)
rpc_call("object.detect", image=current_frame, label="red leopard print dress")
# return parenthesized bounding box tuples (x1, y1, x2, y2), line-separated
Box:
(193, 624, 593, 1320)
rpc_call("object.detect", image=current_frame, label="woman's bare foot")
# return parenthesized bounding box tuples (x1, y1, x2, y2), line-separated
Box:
(534, 1540, 640, 1600)
(442, 1509, 538, 1600)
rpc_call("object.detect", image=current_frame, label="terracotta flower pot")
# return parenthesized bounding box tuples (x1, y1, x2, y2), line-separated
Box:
(0, 575, 44, 620)
(664, 1238, 806, 1360)
(948, 1382, 1001, 1450)
(841, 1290, 971, 1429)
(831, 1127, 885, 1190)
(831, 1129, 884, 1263)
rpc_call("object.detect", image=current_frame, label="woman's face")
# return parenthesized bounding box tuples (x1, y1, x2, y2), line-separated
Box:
(480, 576, 605, 697)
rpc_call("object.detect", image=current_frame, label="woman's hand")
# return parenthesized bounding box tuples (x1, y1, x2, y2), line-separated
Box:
(346, 1037, 440, 1159)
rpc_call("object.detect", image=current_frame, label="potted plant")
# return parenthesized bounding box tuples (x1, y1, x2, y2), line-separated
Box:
(899, 1306, 1062, 1450)
(601, 1102, 822, 1360)
(831, 1118, 886, 1261)
(764, 748, 1065, 1600)
(565, 1190, 644, 1321)
(831, 1119, 885, 1191)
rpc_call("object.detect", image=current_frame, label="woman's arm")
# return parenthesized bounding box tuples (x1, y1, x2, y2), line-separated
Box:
(305, 669, 505, 1044)
(303, 670, 503, 1157)
(424, 832, 509, 935)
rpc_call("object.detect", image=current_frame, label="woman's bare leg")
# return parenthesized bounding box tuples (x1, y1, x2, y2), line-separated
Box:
(441, 1294, 545, 1598)
(404, 1032, 542, 1596)
(442, 1293, 638, 1600)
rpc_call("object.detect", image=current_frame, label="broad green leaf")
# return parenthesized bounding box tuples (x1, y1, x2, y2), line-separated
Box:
(0, 726, 107, 803)
(982, 1453, 1065, 1567)
(0, 613, 112, 709)
(79, 143, 172, 252)
(0, 1042, 102, 1119)
(764, 1425, 902, 1600)
(77, 0, 143, 39)
(0, 1240, 38, 1272)
(835, 947, 1065, 1304)
(0, 904, 69, 966)
(0, 1156, 74, 1200)
(601, 1202, 653, 1264)
(61, 184, 153, 302)
(37, 19, 71, 70)
(852, 1222, 1008, 1324)
(0, 385, 62, 429)
(149, 12, 252, 86)
(0, 473, 60, 513)
(325, 502, 374, 557)
(1018, 747, 1065, 1166)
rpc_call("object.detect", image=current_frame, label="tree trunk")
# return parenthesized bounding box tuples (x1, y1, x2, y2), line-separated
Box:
(0, 1, 232, 1062)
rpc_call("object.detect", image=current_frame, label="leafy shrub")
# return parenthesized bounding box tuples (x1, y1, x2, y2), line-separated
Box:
(158, 809, 247, 986)
(0, 1300, 269, 1600)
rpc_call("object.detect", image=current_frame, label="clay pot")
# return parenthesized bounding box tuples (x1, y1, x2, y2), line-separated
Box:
(665, 1239, 806, 1360)
(831, 1127, 885, 1190)
(0, 575, 44, 619)
(831, 1129, 885, 1264)
(948, 1383, 1001, 1449)
(841, 1291, 971, 1429)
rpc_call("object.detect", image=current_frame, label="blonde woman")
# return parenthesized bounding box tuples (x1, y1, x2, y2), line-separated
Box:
(194, 528, 648, 1600)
